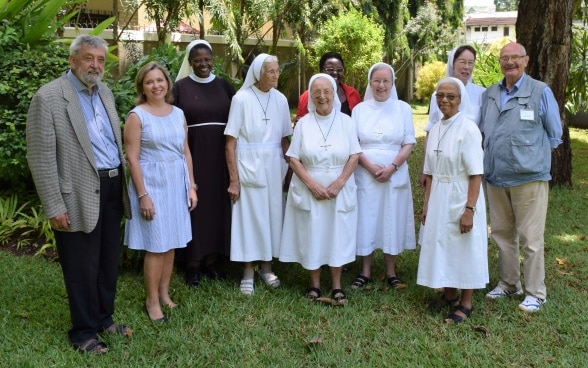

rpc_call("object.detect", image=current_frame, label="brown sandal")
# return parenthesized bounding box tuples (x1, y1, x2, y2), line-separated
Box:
(73, 338, 108, 355)
(103, 323, 133, 338)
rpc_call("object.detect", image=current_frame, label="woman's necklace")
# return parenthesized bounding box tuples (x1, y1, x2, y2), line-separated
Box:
(314, 111, 337, 151)
(434, 119, 455, 154)
(251, 86, 271, 124)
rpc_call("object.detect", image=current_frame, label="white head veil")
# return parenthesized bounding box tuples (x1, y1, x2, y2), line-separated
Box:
(446, 46, 473, 84)
(175, 39, 214, 82)
(364, 62, 399, 102)
(435, 77, 475, 120)
(306, 73, 341, 114)
(239, 53, 278, 92)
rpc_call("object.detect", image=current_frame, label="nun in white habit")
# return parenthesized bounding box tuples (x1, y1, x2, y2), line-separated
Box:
(280, 73, 361, 304)
(418, 77, 488, 324)
(224, 54, 292, 295)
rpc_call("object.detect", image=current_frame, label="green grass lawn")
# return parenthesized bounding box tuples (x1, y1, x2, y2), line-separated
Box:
(1, 105, 587, 367)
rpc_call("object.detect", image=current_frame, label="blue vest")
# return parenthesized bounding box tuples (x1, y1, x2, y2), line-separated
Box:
(480, 76, 551, 187)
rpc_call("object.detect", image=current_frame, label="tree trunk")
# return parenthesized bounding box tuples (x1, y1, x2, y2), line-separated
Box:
(516, 0, 574, 187)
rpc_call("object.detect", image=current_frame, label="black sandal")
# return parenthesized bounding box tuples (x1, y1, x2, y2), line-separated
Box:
(428, 294, 460, 312)
(306, 287, 322, 301)
(331, 289, 348, 305)
(73, 338, 108, 355)
(444, 304, 474, 324)
(350, 275, 371, 290)
(386, 276, 403, 288)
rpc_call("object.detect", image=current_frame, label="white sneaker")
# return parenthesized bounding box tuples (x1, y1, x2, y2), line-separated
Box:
(518, 295, 546, 312)
(485, 286, 523, 299)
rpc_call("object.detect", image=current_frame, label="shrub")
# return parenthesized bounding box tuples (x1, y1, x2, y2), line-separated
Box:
(0, 23, 69, 191)
(414, 60, 445, 101)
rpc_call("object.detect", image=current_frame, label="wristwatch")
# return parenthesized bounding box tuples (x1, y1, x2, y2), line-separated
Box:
(465, 206, 476, 212)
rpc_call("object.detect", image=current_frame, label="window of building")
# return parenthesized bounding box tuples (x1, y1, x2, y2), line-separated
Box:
(492, 26, 498, 32)
(504, 27, 510, 36)
(482, 27, 488, 32)
(475, 27, 481, 32)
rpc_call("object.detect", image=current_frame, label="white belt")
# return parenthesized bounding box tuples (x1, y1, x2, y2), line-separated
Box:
(236, 142, 281, 149)
(305, 164, 345, 172)
(187, 122, 227, 128)
(360, 143, 401, 150)
(433, 174, 468, 183)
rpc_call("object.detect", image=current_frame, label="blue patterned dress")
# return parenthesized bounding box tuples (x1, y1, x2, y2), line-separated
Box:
(124, 106, 191, 252)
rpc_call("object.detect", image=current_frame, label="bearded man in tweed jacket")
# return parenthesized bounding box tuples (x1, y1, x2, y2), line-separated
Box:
(26, 35, 131, 354)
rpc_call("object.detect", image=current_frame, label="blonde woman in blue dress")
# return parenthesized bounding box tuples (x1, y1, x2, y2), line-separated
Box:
(124, 62, 197, 322)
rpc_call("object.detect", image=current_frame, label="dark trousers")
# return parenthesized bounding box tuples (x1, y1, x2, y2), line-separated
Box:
(55, 175, 123, 344)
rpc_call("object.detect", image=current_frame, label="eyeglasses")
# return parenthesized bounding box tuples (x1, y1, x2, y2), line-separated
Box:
(263, 69, 280, 76)
(456, 59, 475, 67)
(499, 55, 527, 63)
(323, 68, 344, 74)
(435, 93, 460, 101)
(370, 79, 392, 86)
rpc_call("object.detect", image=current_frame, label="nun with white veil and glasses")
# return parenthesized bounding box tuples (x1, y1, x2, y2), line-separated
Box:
(224, 54, 292, 295)
(418, 77, 488, 325)
(350, 62, 416, 291)
(173, 40, 236, 288)
(419, 45, 485, 188)
(280, 73, 361, 304)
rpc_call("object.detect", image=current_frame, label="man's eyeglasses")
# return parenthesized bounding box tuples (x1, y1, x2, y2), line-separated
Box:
(435, 93, 460, 101)
(323, 68, 344, 74)
(499, 55, 526, 63)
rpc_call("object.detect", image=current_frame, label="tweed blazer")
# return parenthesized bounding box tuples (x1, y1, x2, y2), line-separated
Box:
(26, 74, 131, 233)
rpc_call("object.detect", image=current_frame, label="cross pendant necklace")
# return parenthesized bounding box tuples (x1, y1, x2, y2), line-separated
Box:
(434, 120, 455, 154)
(251, 87, 271, 124)
(314, 111, 336, 151)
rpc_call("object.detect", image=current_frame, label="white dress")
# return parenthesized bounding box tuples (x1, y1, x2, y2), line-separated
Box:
(224, 86, 292, 262)
(124, 106, 191, 252)
(352, 99, 416, 256)
(279, 111, 362, 270)
(417, 112, 488, 289)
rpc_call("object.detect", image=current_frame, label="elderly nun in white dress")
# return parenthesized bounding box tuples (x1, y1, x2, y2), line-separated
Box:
(224, 53, 292, 295)
(351, 62, 416, 291)
(418, 77, 488, 324)
(280, 73, 361, 304)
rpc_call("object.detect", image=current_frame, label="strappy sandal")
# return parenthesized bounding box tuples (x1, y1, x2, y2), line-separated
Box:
(102, 323, 133, 338)
(350, 275, 371, 290)
(306, 287, 322, 301)
(331, 289, 348, 305)
(258, 271, 281, 288)
(444, 304, 474, 324)
(386, 276, 403, 288)
(428, 294, 460, 312)
(240, 278, 254, 295)
(73, 338, 108, 355)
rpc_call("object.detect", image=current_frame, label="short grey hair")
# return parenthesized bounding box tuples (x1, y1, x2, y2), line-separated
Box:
(70, 35, 108, 57)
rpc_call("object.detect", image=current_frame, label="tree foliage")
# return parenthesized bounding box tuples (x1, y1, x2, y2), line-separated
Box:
(311, 8, 384, 92)
(143, 0, 197, 45)
(494, 0, 519, 11)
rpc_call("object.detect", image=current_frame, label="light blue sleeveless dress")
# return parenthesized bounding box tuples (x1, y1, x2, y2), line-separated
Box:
(124, 106, 191, 252)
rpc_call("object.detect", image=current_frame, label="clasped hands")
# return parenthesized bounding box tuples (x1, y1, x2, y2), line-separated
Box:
(369, 163, 396, 183)
(308, 181, 342, 200)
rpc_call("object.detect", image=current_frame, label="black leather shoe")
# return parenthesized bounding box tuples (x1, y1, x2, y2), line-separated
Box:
(185, 267, 201, 288)
(202, 263, 226, 280)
